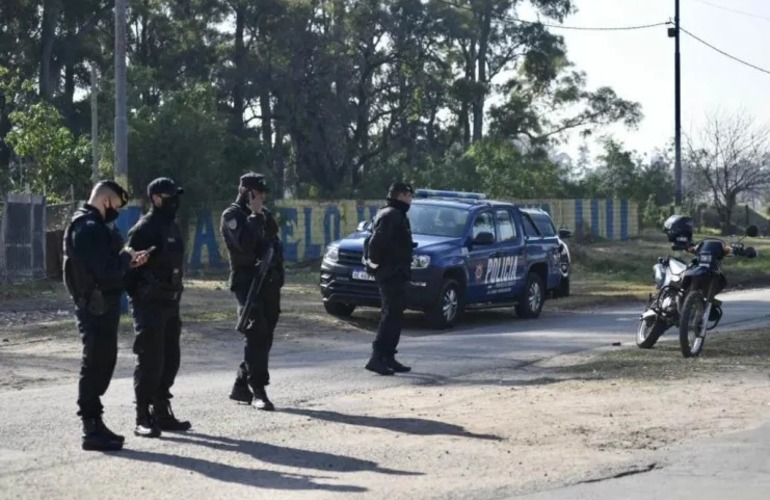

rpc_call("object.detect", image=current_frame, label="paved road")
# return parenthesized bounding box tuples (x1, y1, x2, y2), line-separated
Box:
(1, 289, 768, 499)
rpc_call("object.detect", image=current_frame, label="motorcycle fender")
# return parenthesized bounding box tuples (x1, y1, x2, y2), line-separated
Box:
(641, 309, 658, 320)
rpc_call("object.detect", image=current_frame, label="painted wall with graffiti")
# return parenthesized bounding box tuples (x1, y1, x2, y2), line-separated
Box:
(112, 198, 639, 270)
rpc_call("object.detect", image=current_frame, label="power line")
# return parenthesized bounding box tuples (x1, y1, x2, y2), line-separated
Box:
(686, 0, 770, 24)
(680, 26, 770, 75)
(432, 0, 670, 31)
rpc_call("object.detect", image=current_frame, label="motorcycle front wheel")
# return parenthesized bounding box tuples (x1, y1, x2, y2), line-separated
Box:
(679, 291, 707, 358)
(636, 315, 667, 349)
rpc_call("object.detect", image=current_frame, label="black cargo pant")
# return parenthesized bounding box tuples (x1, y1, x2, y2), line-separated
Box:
(233, 273, 281, 390)
(372, 274, 408, 357)
(131, 299, 182, 407)
(75, 295, 122, 419)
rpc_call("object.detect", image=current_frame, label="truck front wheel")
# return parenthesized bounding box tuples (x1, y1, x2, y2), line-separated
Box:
(516, 272, 546, 319)
(426, 278, 462, 329)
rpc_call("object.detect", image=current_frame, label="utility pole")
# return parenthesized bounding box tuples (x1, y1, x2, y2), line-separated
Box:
(114, 0, 128, 190)
(668, 0, 682, 207)
(90, 64, 99, 183)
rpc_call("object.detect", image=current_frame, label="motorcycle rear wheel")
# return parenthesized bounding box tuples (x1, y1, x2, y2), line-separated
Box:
(636, 315, 667, 348)
(679, 291, 706, 358)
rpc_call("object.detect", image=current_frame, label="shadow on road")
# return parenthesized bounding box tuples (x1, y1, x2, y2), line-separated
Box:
(117, 448, 367, 492)
(161, 432, 421, 477)
(281, 408, 502, 441)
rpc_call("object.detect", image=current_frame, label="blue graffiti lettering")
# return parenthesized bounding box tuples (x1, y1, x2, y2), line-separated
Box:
(324, 206, 341, 246)
(304, 207, 321, 260)
(190, 208, 223, 269)
(279, 207, 299, 262)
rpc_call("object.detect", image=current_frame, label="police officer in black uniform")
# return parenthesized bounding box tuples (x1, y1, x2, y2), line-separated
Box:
(63, 180, 151, 451)
(125, 177, 191, 437)
(364, 182, 415, 376)
(220, 173, 284, 411)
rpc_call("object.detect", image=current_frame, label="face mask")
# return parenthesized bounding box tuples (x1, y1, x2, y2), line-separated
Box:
(104, 209, 119, 223)
(159, 195, 180, 215)
(104, 201, 119, 223)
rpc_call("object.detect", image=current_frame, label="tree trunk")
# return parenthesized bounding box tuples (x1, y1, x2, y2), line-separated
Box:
(472, 1, 492, 143)
(40, 0, 61, 101)
(260, 86, 274, 175)
(231, 4, 246, 136)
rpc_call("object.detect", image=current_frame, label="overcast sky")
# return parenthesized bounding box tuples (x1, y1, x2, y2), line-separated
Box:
(527, 0, 770, 159)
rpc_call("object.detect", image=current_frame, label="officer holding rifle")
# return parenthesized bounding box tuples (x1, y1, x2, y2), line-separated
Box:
(220, 173, 284, 411)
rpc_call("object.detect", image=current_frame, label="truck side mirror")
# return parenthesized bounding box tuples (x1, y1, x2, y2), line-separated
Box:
(558, 228, 572, 239)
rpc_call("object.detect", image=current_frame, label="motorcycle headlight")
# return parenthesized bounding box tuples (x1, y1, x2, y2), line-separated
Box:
(324, 245, 339, 263)
(411, 254, 431, 269)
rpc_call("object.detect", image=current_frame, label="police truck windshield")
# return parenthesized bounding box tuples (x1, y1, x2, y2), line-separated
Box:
(407, 205, 469, 238)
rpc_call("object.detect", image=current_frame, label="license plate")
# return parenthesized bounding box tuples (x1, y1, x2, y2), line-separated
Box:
(352, 269, 375, 281)
(699, 253, 712, 266)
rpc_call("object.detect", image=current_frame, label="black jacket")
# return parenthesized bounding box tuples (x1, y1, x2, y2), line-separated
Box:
(220, 202, 284, 290)
(368, 199, 414, 280)
(63, 204, 132, 301)
(124, 207, 185, 303)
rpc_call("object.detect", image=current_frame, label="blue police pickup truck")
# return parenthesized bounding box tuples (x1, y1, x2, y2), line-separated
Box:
(319, 189, 572, 328)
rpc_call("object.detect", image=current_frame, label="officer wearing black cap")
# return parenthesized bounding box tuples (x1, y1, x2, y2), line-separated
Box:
(63, 180, 151, 451)
(124, 177, 191, 438)
(220, 172, 284, 410)
(364, 181, 415, 375)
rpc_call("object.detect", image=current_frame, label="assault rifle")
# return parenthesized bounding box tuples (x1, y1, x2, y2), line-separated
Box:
(235, 245, 275, 333)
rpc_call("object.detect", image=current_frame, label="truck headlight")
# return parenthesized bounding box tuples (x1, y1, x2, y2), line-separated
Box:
(411, 254, 431, 269)
(324, 245, 339, 263)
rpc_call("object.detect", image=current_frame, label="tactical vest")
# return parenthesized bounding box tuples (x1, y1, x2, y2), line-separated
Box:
(129, 214, 185, 302)
(62, 208, 125, 305)
(223, 203, 283, 272)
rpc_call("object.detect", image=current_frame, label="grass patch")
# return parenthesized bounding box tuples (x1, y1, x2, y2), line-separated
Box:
(569, 230, 770, 298)
(558, 329, 770, 381)
(0, 280, 67, 301)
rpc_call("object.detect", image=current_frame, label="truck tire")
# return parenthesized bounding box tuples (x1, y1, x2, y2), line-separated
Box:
(516, 271, 546, 319)
(426, 278, 462, 329)
(323, 301, 356, 318)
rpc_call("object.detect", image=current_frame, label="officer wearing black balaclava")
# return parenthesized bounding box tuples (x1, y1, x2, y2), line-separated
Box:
(63, 180, 151, 451)
(220, 172, 284, 411)
(125, 177, 190, 438)
(364, 181, 415, 376)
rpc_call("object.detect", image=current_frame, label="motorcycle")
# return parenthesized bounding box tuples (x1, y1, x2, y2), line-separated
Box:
(636, 224, 759, 357)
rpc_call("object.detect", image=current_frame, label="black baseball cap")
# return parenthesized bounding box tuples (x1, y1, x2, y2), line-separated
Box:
(240, 172, 269, 192)
(96, 180, 130, 207)
(147, 177, 184, 198)
(388, 181, 413, 198)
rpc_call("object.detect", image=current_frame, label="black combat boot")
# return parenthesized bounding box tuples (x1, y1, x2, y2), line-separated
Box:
(134, 405, 161, 438)
(229, 383, 253, 404)
(152, 400, 191, 432)
(81, 418, 123, 451)
(252, 387, 275, 411)
(384, 356, 411, 373)
(95, 416, 125, 443)
(365, 354, 395, 376)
